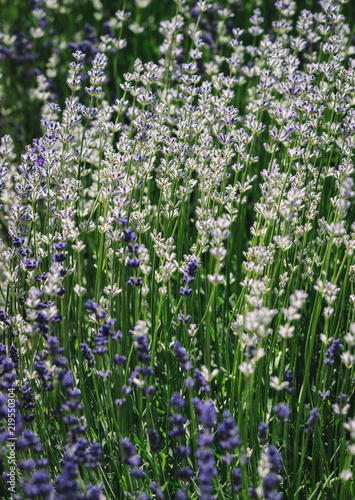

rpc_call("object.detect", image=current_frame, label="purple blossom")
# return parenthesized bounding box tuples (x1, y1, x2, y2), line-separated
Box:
(195, 399, 217, 500)
(171, 392, 185, 408)
(177, 467, 193, 480)
(150, 482, 164, 500)
(194, 369, 210, 394)
(258, 421, 268, 444)
(80, 343, 96, 367)
(217, 411, 241, 452)
(127, 257, 140, 268)
(22, 470, 55, 500)
(169, 414, 187, 439)
(284, 370, 295, 395)
(324, 339, 343, 366)
(273, 403, 291, 422)
(232, 468, 242, 493)
(174, 342, 192, 372)
(305, 408, 319, 435)
(148, 430, 160, 453)
(175, 490, 188, 500)
(123, 227, 136, 242)
(193, 400, 216, 430)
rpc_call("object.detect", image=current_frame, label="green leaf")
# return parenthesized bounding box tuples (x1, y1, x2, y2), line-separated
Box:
(90, 428, 98, 440)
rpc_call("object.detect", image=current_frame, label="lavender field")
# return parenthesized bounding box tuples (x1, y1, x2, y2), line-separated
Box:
(0, 0, 355, 498)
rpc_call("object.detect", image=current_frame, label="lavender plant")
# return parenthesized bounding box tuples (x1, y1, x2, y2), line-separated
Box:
(1, 0, 355, 498)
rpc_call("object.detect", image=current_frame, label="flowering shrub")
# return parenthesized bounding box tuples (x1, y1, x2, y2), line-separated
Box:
(1, 0, 355, 498)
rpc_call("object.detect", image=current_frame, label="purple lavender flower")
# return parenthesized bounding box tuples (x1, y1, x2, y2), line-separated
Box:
(127, 277, 143, 287)
(186, 259, 199, 277)
(52, 253, 66, 263)
(171, 392, 185, 408)
(318, 390, 330, 400)
(93, 318, 121, 355)
(196, 442, 217, 499)
(123, 227, 136, 242)
(121, 438, 140, 469)
(0, 311, 10, 326)
(132, 334, 151, 365)
(192, 399, 217, 499)
(177, 467, 193, 480)
(17, 429, 43, 454)
(258, 422, 268, 444)
(128, 242, 139, 254)
(121, 438, 145, 479)
(174, 342, 192, 372)
(47, 336, 64, 358)
(180, 259, 200, 296)
(113, 354, 126, 366)
(169, 414, 187, 439)
(267, 446, 282, 474)
(127, 257, 140, 268)
(217, 411, 241, 452)
(175, 490, 188, 500)
(34, 355, 53, 392)
(86, 484, 106, 499)
(193, 400, 216, 430)
(85, 300, 107, 320)
(324, 339, 343, 366)
(60, 370, 74, 388)
(54, 455, 81, 499)
(12, 236, 24, 247)
(9, 345, 19, 368)
(173, 446, 191, 459)
(284, 370, 295, 395)
(194, 369, 210, 394)
(305, 408, 319, 434)
(80, 343, 96, 367)
(263, 473, 282, 498)
(150, 481, 164, 499)
(273, 403, 291, 422)
(55, 242, 67, 251)
(232, 468, 242, 493)
(148, 430, 160, 453)
(180, 286, 192, 297)
(24, 258, 41, 270)
(22, 470, 55, 499)
(136, 493, 149, 500)
(18, 459, 35, 472)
